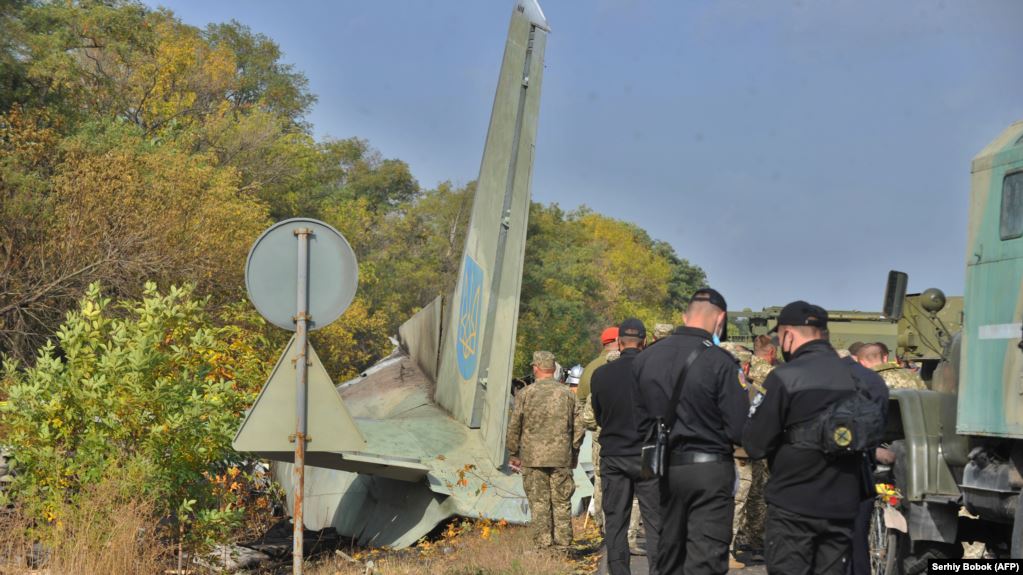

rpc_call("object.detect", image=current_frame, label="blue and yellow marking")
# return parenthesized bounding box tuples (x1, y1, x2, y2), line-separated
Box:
(457, 255, 485, 381)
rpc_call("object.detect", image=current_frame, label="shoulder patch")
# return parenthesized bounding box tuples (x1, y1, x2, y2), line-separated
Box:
(748, 392, 764, 418)
(737, 369, 749, 390)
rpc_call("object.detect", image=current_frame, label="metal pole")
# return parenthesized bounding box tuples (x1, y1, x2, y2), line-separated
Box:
(292, 227, 312, 575)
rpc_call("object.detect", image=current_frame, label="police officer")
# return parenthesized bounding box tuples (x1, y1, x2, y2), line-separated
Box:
(634, 288, 749, 575)
(591, 318, 662, 574)
(743, 301, 888, 575)
(506, 351, 585, 547)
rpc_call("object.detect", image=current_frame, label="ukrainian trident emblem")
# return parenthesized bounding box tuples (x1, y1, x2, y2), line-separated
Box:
(456, 256, 484, 381)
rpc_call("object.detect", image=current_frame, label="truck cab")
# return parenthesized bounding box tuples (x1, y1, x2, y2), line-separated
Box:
(879, 121, 1023, 572)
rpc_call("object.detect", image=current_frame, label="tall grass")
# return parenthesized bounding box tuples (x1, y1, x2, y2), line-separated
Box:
(0, 473, 169, 575)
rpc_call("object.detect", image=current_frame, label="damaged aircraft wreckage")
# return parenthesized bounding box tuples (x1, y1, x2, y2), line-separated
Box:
(232, 0, 595, 549)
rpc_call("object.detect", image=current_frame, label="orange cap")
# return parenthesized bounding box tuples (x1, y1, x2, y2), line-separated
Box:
(600, 327, 619, 345)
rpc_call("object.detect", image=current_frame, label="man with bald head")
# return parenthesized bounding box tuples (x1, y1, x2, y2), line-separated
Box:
(856, 342, 926, 390)
(634, 288, 750, 575)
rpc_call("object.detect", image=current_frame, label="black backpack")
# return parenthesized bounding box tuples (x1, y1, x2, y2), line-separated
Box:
(785, 367, 885, 456)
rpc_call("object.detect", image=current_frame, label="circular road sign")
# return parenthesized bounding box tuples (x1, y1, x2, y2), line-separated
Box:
(245, 218, 358, 331)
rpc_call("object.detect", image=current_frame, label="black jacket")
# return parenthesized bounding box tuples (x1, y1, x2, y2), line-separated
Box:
(591, 347, 644, 457)
(632, 327, 749, 456)
(742, 339, 889, 520)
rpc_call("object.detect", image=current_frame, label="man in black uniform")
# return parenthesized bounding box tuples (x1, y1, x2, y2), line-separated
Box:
(743, 301, 888, 575)
(591, 318, 662, 574)
(633, 288, 749, 575)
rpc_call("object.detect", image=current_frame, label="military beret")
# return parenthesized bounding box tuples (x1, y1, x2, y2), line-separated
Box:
(532, 350, 556, 370)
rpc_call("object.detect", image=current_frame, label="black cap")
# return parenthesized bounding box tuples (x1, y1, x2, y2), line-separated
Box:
(769, 300, 828, 333)
(619, 318, 646, 339)
(689, 288, 727, 313)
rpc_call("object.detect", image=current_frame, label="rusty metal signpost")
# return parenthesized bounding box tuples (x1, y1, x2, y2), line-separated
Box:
(244, 218, 358, 575)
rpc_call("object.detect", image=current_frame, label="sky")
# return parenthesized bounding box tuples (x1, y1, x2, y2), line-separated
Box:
(150, 0, 1023, 312)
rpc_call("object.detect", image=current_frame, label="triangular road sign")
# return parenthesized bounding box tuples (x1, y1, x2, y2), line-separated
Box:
(233, 335, 366, 454)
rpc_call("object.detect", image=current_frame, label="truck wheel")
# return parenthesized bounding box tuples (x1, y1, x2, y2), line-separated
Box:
(1011, 491, 1023, 558)
(901, 539, 962, 575)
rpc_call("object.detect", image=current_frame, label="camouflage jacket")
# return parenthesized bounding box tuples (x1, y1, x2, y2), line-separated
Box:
(507, 378, 584, 468)
(875, 362, 926, 390)
(577, 350, 618, 405)
(580, 351, 620, 432)
(747, 356, 774, 395)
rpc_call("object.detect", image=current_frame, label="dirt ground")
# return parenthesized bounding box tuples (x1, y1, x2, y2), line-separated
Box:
(595, 551, 767, 575)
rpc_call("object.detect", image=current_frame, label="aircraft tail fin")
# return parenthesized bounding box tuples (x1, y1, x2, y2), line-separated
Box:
(432, 0, 548, 465)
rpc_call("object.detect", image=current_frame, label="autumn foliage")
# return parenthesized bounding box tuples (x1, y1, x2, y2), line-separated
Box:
(0, 1, 707, 561)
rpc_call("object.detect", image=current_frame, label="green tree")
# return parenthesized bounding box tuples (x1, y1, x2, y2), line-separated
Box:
(0, 112, 269, 363)
(0, 283, 276, 524)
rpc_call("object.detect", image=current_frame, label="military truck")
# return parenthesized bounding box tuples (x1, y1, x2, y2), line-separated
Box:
(869, 120, 1023, 573)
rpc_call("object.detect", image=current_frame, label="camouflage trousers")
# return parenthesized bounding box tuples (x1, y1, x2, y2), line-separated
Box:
(733, 459, 768, 550)
(733, 458, 753, 547)
(591, 436, 604, 529)
(523, 466, 575, 547)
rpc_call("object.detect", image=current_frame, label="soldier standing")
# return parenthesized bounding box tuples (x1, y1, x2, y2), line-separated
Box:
(736, 335, 776, 560)
(634, 288, 749, 575)
(651, 323, 674, 343)
(856, 342, 926, 390)
(507, 351, 584, 547)
(849, 341, 923, 575)
(579, 327, 621, 403)
(580, 327, 621, 531)
(847, 341, 866, 361)
(720, 341, 753, 571)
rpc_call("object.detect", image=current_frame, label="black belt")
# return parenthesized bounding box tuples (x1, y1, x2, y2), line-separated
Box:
(669, 451, 733, 465)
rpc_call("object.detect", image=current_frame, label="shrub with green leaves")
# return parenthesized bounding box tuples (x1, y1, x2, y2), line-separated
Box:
(0, 282, 276, 526)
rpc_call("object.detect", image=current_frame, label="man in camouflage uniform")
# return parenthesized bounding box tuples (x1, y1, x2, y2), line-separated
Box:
(719, 341, 754, 569)
(856, 342, 926, 390)
(579, 327, 620, 531)
(507, 351, 585, 547)
(652, 323, 674, 343)
(736, 335, 776, 560)
(848, 341, 866, 361)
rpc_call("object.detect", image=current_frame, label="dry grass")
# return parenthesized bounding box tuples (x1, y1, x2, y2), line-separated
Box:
(307, 517, 602, 575)
(0, 477, 170, 575)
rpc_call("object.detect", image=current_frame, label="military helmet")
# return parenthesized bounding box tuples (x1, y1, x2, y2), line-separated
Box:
(565, 364, 584, 386)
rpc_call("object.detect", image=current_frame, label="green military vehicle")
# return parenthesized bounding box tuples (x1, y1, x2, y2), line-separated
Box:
(729, 287, 962, 377)
(863, 120, 1023, 573)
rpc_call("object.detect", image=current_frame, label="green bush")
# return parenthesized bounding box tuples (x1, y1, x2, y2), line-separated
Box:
(0, 282, 275, 529)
